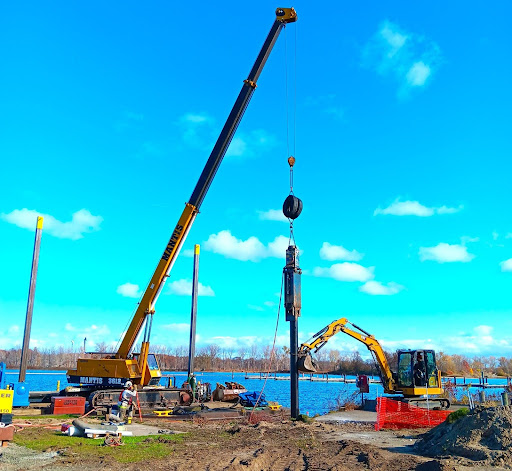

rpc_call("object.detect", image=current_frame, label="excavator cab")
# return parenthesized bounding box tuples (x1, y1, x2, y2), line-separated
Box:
(396, 349, 442, 393)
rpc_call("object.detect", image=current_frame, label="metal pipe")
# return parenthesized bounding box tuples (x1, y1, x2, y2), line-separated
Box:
(19, 216, 43, 383)
(188, 245, 200, 378)
(290, 316, 299, 419)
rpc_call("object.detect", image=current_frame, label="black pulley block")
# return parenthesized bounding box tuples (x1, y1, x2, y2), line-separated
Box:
(283, 194, 303, 219)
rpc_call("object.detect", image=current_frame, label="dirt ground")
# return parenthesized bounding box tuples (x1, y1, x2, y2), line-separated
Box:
(2, 415, 509, 471)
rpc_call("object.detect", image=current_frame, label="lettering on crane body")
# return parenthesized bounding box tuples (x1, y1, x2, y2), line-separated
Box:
(162, 224, 184, 261)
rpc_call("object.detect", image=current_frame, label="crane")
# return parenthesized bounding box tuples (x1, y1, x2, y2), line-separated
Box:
(65, 7, 298, 410)
(297, 317, 450, 409)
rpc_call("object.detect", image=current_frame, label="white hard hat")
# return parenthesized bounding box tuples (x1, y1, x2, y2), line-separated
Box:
(124, 381, 133, 388)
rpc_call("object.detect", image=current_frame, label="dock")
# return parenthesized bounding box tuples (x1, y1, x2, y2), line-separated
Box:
(244, 373, 381, 384)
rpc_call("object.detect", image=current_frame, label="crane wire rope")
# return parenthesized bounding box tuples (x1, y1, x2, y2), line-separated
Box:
(249, 272, 284, 421)
(284, 24, 298, 244)
(250, 23, 298, 419)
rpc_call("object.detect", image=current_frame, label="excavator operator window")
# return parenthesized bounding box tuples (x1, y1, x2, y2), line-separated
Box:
(425, 351, 438, 387)
(397, 352, 413, 387)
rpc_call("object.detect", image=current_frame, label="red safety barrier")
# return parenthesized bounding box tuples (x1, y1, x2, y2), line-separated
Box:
(375, 397, 451, 431)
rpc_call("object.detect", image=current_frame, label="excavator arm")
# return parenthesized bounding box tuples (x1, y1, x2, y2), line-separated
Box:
(297, 318, 396, 394)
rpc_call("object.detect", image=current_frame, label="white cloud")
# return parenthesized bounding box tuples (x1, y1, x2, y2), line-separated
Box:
(380, 22, 407, 56)
(1, 208, 103, 240)
(63, 323, 112, 348)
(248, 304, 265, 312)
(226, 136, 247, 157)
(204, 335, 267, 350)
(437, 205, 464, 215)
(225, 129, 276, 159)
(419, 243, 475, 263)
(179, 112, 213, 148)
(267, 235, 291, 258)
(359, 281, 404, 295)
(203, 231, 291, 262)
(461, 236, 479, 244)
(374, 199, 463, 217)
(204, 230, 266, 262)
(116, 282, 141, 298)
(179, 112, 276, 159)
(8, 325, 20, 335)
(167, 279, 215, 297)
(320, 242, 363, 262)
(362, 20, 441, 94)
(474, 325, 493, 336)
(313, 263, 374, 282)
(161, 323, 190, 333)
(406, 61, 431, 86)
(258, 209, 288, 223)
(500, 258, 512, 272)
(182, 113, 209, 124)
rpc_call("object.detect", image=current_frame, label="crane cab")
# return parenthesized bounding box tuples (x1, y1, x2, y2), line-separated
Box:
(132, 353, 162, 386)
(396, 349, 443, 397)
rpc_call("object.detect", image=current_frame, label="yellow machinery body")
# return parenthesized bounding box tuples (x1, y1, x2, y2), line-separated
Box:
(297, 317, 448, 408)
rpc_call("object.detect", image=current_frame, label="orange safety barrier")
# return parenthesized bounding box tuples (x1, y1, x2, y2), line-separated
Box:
(375, 397, 451, 431)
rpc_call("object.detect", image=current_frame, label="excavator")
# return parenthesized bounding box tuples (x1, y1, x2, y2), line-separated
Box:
(297, 318, 450, 409)
(65, 7, 298, 411)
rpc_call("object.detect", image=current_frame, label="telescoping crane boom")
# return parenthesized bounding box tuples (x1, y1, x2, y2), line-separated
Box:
(66, 8, 298, 401)
(297, 317, 450, 409)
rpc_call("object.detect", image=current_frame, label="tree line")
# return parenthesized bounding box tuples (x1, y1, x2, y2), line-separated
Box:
(1, 345, 511, 377)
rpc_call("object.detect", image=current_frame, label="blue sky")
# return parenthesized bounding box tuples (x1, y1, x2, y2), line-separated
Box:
(1, 1, 511, 359)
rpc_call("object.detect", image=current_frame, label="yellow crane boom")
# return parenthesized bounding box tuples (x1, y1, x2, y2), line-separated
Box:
(66, 7, 298, 390)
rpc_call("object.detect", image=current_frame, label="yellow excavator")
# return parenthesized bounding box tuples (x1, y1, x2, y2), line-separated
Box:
(65, 7, 298, 410)
(297, 318, 450, 409)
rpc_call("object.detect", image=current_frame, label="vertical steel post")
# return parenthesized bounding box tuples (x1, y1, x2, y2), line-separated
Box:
(284, 245, 301, 419)
(19, 216, 43, 383)
(188, 245, 200, 379)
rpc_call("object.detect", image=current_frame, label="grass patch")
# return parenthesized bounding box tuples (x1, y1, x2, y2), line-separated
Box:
(14, 427, 187, 464)
(446, 408, 469, 424)
(15, 414, 80, 421)
(293, 414, 314, 423)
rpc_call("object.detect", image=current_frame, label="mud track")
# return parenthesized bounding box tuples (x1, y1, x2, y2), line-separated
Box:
(3, 418, 507, 470)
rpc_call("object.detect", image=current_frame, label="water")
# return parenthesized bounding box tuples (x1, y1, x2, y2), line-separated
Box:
(5, 370, 509, 416)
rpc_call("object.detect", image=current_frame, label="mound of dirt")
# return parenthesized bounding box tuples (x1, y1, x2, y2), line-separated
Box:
(416, 405, 512, 467)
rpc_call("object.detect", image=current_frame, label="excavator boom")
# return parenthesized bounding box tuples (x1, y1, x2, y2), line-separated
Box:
(297, 317, 396, 393)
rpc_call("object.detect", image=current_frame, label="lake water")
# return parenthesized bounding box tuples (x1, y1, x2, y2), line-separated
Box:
(5, 370, 509, 416)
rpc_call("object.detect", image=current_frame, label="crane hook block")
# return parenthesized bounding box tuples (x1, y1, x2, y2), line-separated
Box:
(283, 195, 303, 220)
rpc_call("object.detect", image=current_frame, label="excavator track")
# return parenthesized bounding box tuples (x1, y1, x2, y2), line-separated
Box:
(87, 387, 193, 412)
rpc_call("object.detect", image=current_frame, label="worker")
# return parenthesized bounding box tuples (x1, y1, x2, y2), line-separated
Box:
(413, 352, 426, 387)
(118, 380, 137, 421)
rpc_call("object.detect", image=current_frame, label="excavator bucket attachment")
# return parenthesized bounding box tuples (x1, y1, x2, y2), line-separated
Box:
(297, 353, 317, 373)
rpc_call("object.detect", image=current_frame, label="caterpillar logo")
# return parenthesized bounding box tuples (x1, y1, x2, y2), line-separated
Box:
(162, 224, 184, 261)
